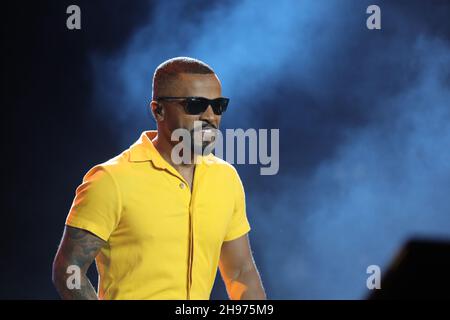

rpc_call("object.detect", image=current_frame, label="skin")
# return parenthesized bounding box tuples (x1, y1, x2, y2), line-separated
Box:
(52, 72, 266, 300)
(52, 226, 105, 300)
(220, 234, 266, 300)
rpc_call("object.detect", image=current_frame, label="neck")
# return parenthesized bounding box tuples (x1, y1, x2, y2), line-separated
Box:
(152, 133, 197, 171)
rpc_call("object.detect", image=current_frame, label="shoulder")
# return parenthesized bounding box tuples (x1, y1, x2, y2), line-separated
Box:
(82, 149, 132, 183)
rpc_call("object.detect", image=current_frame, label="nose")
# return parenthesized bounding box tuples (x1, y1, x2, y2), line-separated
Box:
(199, 104, 217, 124)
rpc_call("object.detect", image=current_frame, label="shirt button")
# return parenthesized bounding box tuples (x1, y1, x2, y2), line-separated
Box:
(179, 182, 185, 189)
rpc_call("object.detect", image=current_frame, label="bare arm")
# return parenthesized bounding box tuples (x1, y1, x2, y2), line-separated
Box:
(219, 234, 266, 300)
(52, 226, 106, 300)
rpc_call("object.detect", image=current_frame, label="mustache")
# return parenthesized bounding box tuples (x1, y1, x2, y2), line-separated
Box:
(189, 122, 217, 131)
(202, 124, 217, 129)
(201, 122, 217, 129)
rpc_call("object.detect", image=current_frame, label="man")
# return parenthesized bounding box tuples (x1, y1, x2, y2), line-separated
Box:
(52, 57, 266, 300)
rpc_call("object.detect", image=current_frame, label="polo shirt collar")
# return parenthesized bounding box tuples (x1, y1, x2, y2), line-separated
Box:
(129, 130, 216, 169)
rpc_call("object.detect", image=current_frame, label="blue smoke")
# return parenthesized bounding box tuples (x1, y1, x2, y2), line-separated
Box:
(90, 0, 450, 299)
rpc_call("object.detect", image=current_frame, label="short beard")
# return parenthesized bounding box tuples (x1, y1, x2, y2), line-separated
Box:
(189, 128, 216, 156)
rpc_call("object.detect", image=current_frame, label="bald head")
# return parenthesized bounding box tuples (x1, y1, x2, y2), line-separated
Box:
(152, 57, 217, 98)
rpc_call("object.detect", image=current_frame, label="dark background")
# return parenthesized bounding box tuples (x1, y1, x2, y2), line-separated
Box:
(2, 0, 449, 299)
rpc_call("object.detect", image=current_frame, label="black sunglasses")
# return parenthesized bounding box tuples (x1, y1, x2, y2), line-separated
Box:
(155, 96, 229, 115)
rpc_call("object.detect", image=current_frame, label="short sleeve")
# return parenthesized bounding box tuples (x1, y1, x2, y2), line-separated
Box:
(65, 165, 121, 242)
(223, 171, 251, 242)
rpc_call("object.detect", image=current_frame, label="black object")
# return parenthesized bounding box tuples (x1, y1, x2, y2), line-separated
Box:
(155, 96, 229, 115)
(368, 238, 450, 299)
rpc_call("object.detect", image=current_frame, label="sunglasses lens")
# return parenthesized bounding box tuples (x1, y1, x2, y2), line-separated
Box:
(185, 99, 208, 115)
(211, 98, 228, 115)
(185, 98, 229, 115)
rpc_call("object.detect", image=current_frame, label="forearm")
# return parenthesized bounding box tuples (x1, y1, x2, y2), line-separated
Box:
(227, 266, 266, 300)
(53, 269, 98, 300)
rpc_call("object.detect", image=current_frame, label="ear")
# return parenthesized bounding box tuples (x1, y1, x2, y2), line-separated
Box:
(150, 100, 164, 122)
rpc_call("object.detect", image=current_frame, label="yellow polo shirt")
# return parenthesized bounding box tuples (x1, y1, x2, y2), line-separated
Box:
(65, 130, 251, 300)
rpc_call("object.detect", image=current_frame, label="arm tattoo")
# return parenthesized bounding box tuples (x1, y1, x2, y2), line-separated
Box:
(64, 227, 106, 268)
(53, 226, 106, 300)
